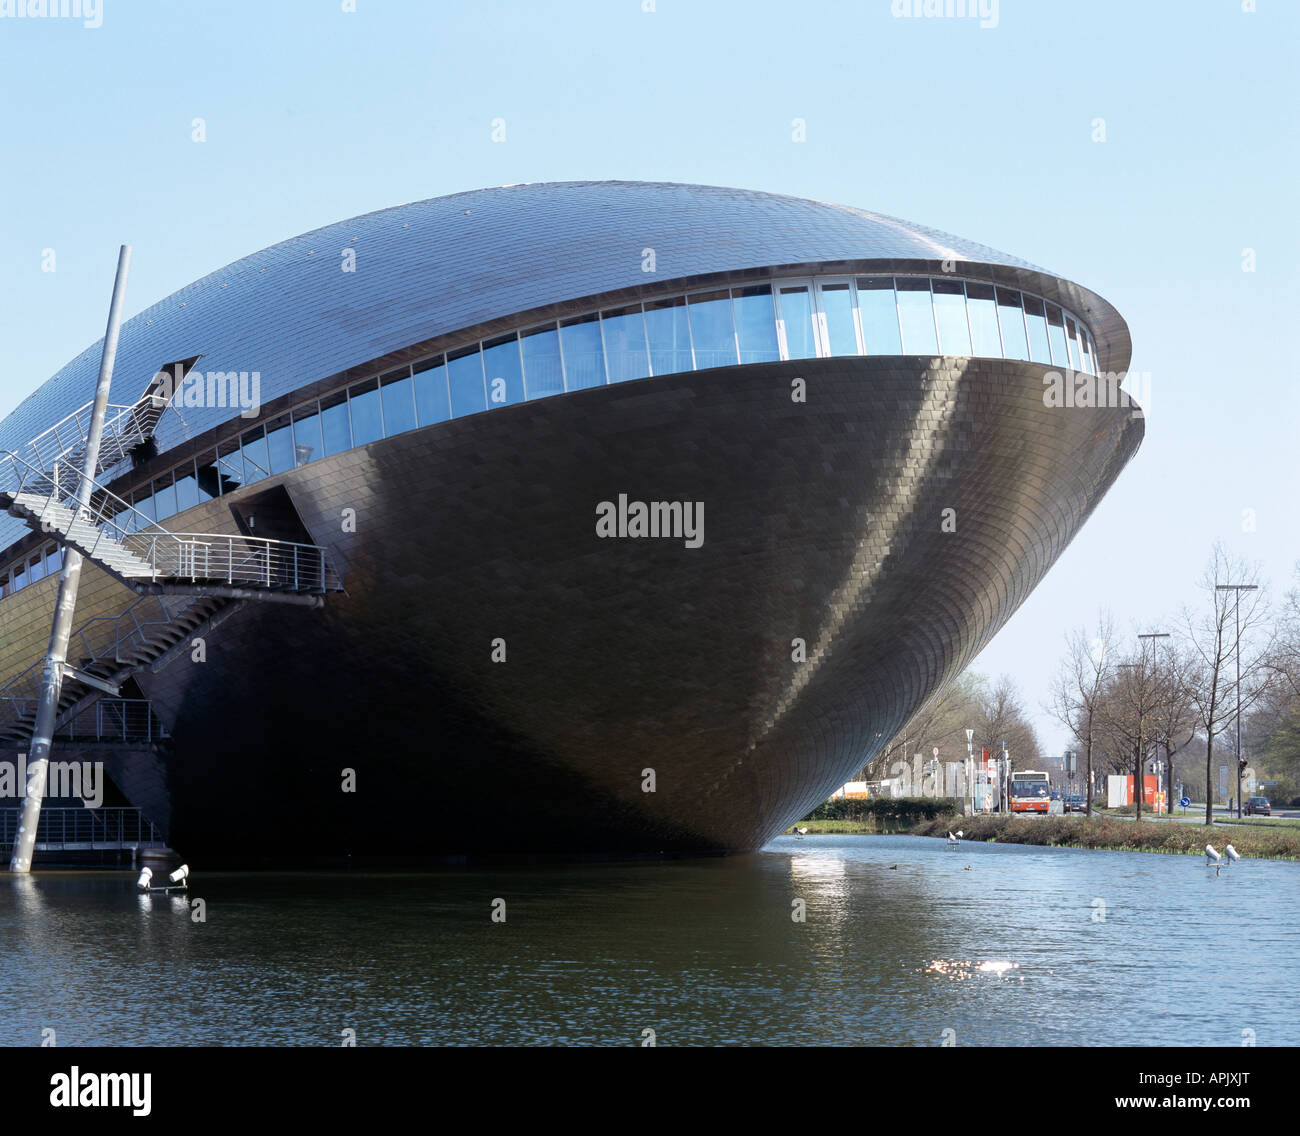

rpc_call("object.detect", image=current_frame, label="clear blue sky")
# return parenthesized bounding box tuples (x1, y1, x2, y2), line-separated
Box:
(1, 0, 1296, 753)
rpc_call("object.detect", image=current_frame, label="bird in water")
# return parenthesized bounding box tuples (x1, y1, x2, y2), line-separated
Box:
(889, 864, 898, 870)
(964, 865, 973, 871)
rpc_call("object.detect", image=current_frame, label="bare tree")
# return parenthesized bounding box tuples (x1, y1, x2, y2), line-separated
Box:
(1049, 615, 1115, 816)
(1270, 562, 1300, 699)
(1102, 641, 1171, 821)
(1182, 545, 1274, 824)
(973, 673, 1041, 771)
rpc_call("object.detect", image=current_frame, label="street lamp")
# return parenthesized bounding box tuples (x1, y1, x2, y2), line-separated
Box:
(1216, 584, 1259, 819)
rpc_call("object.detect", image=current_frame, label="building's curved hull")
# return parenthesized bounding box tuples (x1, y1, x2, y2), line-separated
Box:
(0, 355, 1121, 861)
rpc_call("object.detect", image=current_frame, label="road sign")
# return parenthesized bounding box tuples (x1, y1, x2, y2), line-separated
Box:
(1180, 796, 1191, 808)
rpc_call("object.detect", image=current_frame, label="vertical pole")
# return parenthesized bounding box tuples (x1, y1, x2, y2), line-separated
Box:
(1235, 590, 1242, 819)
(9, 245, 131, 874)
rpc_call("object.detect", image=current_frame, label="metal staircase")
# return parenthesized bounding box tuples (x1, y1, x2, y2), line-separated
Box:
(0, 592, 241, 744)
(0, 387, 344, 747)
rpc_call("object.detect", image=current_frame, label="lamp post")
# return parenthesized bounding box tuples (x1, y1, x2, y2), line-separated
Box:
(1216, 584, 1258, 819)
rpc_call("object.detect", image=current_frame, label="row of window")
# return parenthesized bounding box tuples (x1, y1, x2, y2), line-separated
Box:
(0, 542, 62, 599)
(2, 274, 1101, 584)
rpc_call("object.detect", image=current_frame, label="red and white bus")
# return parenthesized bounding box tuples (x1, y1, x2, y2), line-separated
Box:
(1009, 770, 1051, 815)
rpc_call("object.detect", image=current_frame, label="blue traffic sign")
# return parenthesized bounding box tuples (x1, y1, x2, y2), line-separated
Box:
(1180, 796, 1191, 808)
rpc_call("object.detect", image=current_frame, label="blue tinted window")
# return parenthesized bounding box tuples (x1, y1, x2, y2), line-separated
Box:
(447, 347, 486, 417)
(1045, 304, 1070, 366)
(267, 418, 295, 474)
(175, 465, 199, 512)
(196, 451, 222, 499)
(240, 427, 269, 486)
(820, 282, 858, 356)
(932, 279, 971, 355)
(559, 316, 606, 390)
(1023, 295, 1051, 363)
(413, 358, 450, 424)
(320, 392, 351, 457)
(965, 282, 1001, 356)
(644, 297, 693, 376)
(134, 492, 157, 525)
(996, 289, 1030, 361)
(482, 335, 526, 407)
(152, 474, 177, 521)
(896, 278, 938, 354)
(778, 285, 816, 359)
(686, 290, 737, 369)
(380, 370, 417, 434)
(1081, 327, 1097, 375)
(349, 379, 384, 445)
(46, 545, 62, 575)
(857, 278, 902, 355)
(292, 407, 323, 466)
(217, 441, 244, 493)
(733, 285, 779, 364)
(520, 326, 564, 400)
(602, 306, 651, 383)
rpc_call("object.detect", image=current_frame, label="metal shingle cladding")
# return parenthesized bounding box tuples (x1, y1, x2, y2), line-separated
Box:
(0, 181, 1050, 461)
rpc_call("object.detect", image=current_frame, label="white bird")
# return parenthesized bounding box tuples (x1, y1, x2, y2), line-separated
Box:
(946, 830, 963, 847)
(1225, 844, 1240, 862)
(793, 826, 808, 837)
(1205, 844, 1221, 864)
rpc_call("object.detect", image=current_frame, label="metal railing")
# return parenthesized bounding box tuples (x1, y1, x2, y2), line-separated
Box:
(0, 806, 163, 850)
(0, 698, 164, 743)
(17, 391, 173, 487)
(0, 449, 342, 593)
(0, 593, 201, 707)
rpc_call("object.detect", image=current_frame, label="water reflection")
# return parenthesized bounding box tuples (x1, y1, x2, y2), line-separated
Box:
(1, 837, 1296, 1047)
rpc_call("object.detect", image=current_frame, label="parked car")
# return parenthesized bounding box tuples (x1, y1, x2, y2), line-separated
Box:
(1244, 796, 1271, 816)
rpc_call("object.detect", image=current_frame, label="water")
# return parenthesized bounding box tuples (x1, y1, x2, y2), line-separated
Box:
(2, 835, 1296, 1046)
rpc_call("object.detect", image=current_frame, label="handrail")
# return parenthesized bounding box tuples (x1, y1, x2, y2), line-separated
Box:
(17, 391, 172, 483)
(0, 448, 341, 593)
(0, 807, 164, 849)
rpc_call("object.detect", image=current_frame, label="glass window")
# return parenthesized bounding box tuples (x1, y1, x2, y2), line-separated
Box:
(1081, 327, 1097, 375)
(266, 415, 295, 475)
(777, 285, 817, 359)
(28, 553, 44, 584)
(380, 369, 417, 434)
(931, 279, 971, 355)
(196, 450, 223, 499)
(152, 473, 177, 521)
(320, 391, 351, 457)
(856, 277, 902, 355)
(1064, 317, 1082, 370)
(519, 326, 564, 400)
(686, 290, 737, 369)
(413, 357, 451, 424)
(1045, 304, 1070, 367)
(134, 492, 157, 526)
(1023, 295, 1051, 364)
(447, 346, 486, 417)
(175, 463, 199, 512)
(819, 282, 858, 356)
(733, 285, 779, 364)
(12, 561, 26, 592)
(896, 278, 938, 355)
(644, 297, 693, 376)
(349, 378, 384, 445)
(292, 406, 323, 466)
(996, 289, 1030, 361)
(46, 545, 62, 575)
(602, 306, 651, 384)
(240, 426, 269, 486)
(559, 315, 606, 390)
(481, 335, 526, 407)
(965, 282, 1001, 356)
(216, 438, 244, 493)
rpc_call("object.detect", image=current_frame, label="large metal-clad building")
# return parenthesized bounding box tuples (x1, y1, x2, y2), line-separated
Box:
(0, 182, 1142, 860)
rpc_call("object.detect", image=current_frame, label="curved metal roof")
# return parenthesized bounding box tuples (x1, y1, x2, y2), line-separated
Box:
(0, 181, 1129, 464)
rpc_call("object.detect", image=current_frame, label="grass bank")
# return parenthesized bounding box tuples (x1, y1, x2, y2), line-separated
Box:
(913, 814, 1300, 860)
(789, 818, 924, 834)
